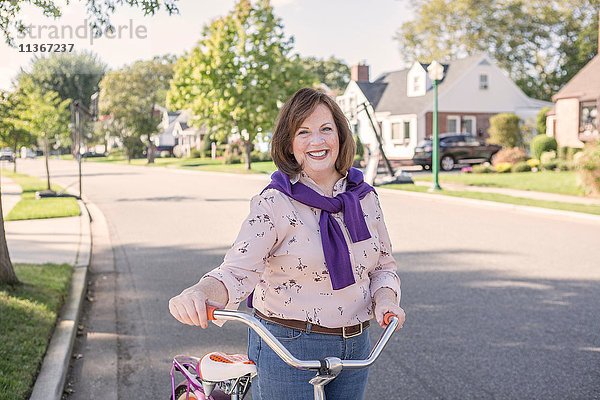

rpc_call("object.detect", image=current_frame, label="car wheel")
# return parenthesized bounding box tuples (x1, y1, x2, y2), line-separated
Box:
(440, 155, 455, 171)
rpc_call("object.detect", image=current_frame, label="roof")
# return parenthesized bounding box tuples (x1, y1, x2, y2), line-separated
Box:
(360, 54, 483, 115)
(552, 55, 600, 102)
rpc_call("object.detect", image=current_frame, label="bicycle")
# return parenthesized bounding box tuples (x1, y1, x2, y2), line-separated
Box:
(170, 306, 400, 400)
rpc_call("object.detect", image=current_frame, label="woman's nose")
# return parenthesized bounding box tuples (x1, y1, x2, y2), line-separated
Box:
(310, 132, 326, 145)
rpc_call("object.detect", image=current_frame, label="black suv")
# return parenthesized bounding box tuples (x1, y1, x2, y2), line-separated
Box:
(412, 133, 502, 171)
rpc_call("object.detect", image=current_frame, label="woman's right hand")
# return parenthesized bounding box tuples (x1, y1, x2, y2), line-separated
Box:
(169, 287, 210, 328)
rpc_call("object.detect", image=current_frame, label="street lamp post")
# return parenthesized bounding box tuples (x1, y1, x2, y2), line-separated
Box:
(427, 60, 444, 191)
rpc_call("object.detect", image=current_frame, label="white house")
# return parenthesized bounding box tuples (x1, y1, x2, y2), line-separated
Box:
(153, 107, 206, 157)
(337, 54, 553, 162)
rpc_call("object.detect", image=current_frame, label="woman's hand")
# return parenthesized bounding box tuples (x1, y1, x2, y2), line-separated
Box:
(168, 277, 228, 329)
(373, 287, 405, 330)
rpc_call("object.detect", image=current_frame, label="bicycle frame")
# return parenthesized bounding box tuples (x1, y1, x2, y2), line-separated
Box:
(171, 309, 399, 400)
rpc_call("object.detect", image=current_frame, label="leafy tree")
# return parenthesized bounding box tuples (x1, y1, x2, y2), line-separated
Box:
(20, 51, 107, 109)
(99, 56, 175, 163)
(487, 113, 523, 148)
(0, 0, 178, 46)
(394, 0, 600, 100)
(17, 90, 71, 191)
(167, 0, 313, 170)
(0, 90, 35, 172)
(301, 56, 350, 93)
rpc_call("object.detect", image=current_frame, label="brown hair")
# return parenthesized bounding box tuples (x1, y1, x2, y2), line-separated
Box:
(271, 87, 356, 177)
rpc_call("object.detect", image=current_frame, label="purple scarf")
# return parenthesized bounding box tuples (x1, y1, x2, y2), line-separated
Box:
(264, 167, 375, 290)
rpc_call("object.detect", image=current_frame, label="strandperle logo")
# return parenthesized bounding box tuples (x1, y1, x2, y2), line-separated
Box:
(16, 19, 148, 45)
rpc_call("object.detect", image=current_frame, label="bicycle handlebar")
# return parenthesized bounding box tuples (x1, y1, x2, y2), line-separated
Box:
(206, 306, 399, 371)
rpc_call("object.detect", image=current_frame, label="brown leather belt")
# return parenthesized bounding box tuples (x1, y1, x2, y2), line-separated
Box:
(254, 309, 369, 338)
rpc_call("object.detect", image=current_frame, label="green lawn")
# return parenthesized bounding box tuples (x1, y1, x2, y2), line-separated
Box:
(411, 171, 585, 196)
(67, 154, 278, 174)
(1, 170, 80, 220)
(0, 263, 72, 400)
(383, 184, 600, 215)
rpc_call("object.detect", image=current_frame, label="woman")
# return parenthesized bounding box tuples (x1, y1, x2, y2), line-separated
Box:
(169, 87, 405, 400)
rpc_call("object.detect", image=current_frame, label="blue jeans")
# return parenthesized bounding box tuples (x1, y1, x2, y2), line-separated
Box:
(247, 314, 370, 400)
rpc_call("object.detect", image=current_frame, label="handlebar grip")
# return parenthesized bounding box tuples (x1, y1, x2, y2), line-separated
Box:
(383, 312, 397, 326)
(206, 305, 219, 320)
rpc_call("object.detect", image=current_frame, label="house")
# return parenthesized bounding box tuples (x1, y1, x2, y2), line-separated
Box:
(547, 54, 600, 148)
(153, 107, 206, 157)
(337, 54, 552, 162)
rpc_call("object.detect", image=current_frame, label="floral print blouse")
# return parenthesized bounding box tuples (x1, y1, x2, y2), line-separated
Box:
(204, 172, 401, 328)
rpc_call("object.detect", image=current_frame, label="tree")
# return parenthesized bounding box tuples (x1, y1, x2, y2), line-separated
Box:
(0, 0, 178, 46)
(394, 0, 600, 100)
(488, 113, 523, 148)
(17, 90, 71, 191)
(537, 106, 551, 135)
(301, 56, 350, 93)
(167, 0, 313, 170)
(21, 51, 107, 109)
(0, 90, 35, 172)
(99, 56, 175, 163)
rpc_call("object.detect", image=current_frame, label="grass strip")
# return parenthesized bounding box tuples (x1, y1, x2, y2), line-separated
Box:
(411, 171, 584, 196)
(1, 170, 80, 221)
(0, 263, 72, 400)
(383, 184, 600, 216)
(69, 154, 277, 174)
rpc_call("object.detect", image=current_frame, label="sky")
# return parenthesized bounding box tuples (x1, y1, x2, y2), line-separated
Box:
(0, 0, 414, 91)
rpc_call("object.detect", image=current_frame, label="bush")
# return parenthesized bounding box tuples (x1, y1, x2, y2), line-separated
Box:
(574, 142, 600, 195)
(530, 135, 557, 160)
(537, 107, 551, 135)
(488, 113, 523, 148)
(526, 158, 540, 168)
(250, 150, 272, 162)
(190, 148, 203, 158)
(354, 134, 365, 159)
(555, 160, 572, 171)
(540, 150, 557, 164)
(540, 160, 559, 171)
(223, 153, 242, 164)
(566, 147, 582, 161)
(491, 147, 528, 165)
(472, 163, 493, 173)
(512, 161, 531, 172)
(494, 162, 513, 173)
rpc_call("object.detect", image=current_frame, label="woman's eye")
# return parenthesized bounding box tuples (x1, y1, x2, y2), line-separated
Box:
(322, 127, 332, 132)
(297, 130, 309, 135)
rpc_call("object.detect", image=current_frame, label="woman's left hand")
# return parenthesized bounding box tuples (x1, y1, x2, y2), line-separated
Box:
(373, 287, 405, 330)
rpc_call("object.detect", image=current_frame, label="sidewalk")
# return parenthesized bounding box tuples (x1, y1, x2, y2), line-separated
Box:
(1, 175, 92, 400)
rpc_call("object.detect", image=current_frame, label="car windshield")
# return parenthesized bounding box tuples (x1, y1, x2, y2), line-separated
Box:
(417, 140, 432, 147)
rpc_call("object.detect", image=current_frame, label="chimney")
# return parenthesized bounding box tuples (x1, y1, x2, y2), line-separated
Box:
(351, 63, 369, 83)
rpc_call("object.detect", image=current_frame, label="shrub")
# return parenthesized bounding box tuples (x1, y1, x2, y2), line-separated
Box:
(472, 164, 493, 173)
(494, 162, 513, 173)
(555, 160, 571, 171)
(354, 134, 365, 159)
(526, 158, 540, 168)
(574, 142, 600, 195)
(491, 147, 528, 165)
(530, 135, 557, 160)
(173, 145, 186, 158)
(540, 150, 557, 164)
(250, 150, 272, 162)
(190, 148, 203, 158)
(566, 147, 582, 161)
(537, 106, 551, 134)
(223, 153, 242, 164)
(540, 160, 559, 171)
(512, 161, 531, 172)
(488, 113, 523, 148)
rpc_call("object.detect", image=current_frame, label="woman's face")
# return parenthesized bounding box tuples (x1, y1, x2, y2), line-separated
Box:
(292, 103, 340, 182)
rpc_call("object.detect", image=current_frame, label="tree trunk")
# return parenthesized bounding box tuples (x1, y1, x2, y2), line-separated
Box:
(0, 191, 19, 285)
(12, 142, 17, 173)
(147, 134, 155, 164)
(44, 137, 51, 191)
(244, 139, 252, 170)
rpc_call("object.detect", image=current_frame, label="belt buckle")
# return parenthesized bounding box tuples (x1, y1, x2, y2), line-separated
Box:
(342, 323, 363, 339)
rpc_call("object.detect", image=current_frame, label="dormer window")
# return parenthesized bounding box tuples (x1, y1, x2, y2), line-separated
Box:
(479, 74, 489, 90)
(407, 62, 427, 97)
(413, 76, 422, 93)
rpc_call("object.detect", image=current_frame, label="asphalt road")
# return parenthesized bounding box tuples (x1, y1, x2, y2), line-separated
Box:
(14, 158, 600, 399)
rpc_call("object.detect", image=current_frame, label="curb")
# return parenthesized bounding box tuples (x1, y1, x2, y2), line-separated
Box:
(377, 186, 600, 224)
(29, 199, 92, 400)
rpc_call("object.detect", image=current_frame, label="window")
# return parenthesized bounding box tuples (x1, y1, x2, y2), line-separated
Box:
(479, 74, 489, 90)
(580, 102, 598, 140)
(353, 120, 360, 135)
(462, 117, 476, 135)
(447, 116, 460, 133)
(391, 123, 401, 140)
(403, 121, 410, 141)
(413, 76, 421, 93)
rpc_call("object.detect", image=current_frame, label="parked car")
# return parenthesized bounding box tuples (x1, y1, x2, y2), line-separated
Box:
(412, 133, 502, 171)
(0, 148, 15, 162)
(20, 147, 37, 159)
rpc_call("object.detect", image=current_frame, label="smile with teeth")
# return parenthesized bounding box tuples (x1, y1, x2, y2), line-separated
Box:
(307, 150, 327, 158)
